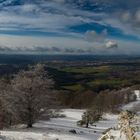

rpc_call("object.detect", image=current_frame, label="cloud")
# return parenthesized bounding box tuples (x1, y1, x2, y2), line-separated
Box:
(0, 45, 91, 54)
(1, 37, 140, 55)
(116, 10, 140, 28)
(90, 0, 140, 10)
(0, 34, 94, 52)
(0, 0, 139, 40)
(51, 46, 62, 52)
(0, 46, 13, 52)
(105, 41, 118, 49)
(85, 29, 107, 42)
(120, 11, 131, 22)
(0, 0, 139, 55)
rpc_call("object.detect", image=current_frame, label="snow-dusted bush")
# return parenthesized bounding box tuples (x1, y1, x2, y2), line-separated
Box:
(78, 105, 102, 128)
(99, 110, 140, 140)
(118, 111, 139, 140)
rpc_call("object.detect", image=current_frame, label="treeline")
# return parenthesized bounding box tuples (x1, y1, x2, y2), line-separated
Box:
(58, 87, 136, 110)
(57, 90, 97, 108)
(92, 88, 136, 113)
(0, 64, 57, 129)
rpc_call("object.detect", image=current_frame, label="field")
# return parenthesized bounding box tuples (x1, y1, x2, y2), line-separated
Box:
(46, 62, 140, 92)
(0, 55, 140, 94)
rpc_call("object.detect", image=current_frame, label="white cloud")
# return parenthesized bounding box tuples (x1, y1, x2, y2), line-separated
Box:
(105, 40, 118, 49)
(85, 29, 107, 42)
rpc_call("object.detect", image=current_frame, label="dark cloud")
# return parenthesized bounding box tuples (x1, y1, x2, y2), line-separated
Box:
(64, 48, 76, 53)
(0, 46, 13, 52)
(32, 46, 51, 52)
(47, 0, 140, 12)
(115, 10, 140, 29)
(51, 46, 61, 52)
(1, 0, 139, 13)
(89, 0, 140, 11)
(0, 46, 96, 54)
(2, 0, 139, 12)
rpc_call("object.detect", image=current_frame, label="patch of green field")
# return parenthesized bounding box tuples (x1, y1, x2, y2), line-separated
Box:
(53, 64, 140, 92)
(62, 84, 84, 91)
(88, 79, 131, 89)
(61, 66, 111, 74)
(88, 79, 120, 86)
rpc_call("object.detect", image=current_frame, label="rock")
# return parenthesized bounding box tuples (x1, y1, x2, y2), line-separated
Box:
(69, 129, 77, 134)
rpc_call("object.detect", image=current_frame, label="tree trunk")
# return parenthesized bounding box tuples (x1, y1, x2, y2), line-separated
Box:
(27, 110, 33, 128)
(27, 115, 33, 128)
(86, 122, 89, 128)
(27, 123, 33, 128)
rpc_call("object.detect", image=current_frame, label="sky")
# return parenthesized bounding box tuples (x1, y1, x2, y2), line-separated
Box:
(0, 0, 140, 55)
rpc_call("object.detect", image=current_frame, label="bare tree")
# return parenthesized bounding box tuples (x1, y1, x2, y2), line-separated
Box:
(0, 78, 15, 128)
(11, 64, 56, 128)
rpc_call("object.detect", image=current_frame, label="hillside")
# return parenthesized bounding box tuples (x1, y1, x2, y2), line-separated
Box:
(0, 100, 139, 140)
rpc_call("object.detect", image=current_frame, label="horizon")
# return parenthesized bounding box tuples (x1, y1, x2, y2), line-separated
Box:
(0, 54, 140, 65)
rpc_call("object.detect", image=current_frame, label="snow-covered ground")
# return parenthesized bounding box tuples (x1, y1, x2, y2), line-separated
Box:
(0, 100, 139, 140)
(122, 100, 140, 111)
(0, 109, 118, 140)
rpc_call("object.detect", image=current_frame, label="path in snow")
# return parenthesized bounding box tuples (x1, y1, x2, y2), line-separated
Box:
(122, 100, 140, 111)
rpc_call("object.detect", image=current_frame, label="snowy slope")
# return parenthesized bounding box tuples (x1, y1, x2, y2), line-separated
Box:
(0, 109, 118, 140)
(0, 131, 45, 140)
(0, 100, 139, 140)
(122, 100, 140, 111)
(99, 100, 140, 140)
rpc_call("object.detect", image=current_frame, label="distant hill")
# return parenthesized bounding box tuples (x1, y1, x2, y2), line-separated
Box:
(0, 54, 140, 64)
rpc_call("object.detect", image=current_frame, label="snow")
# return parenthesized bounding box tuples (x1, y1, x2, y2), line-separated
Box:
(109, 130, 126, 140)
(106, 100, 140, 140)
(122, 100, 140, 111)
(0, 109, 118, 140)
(133, 90, 140, 100)
(0, 101, 139, 140)
(0, 131, 45, 140)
